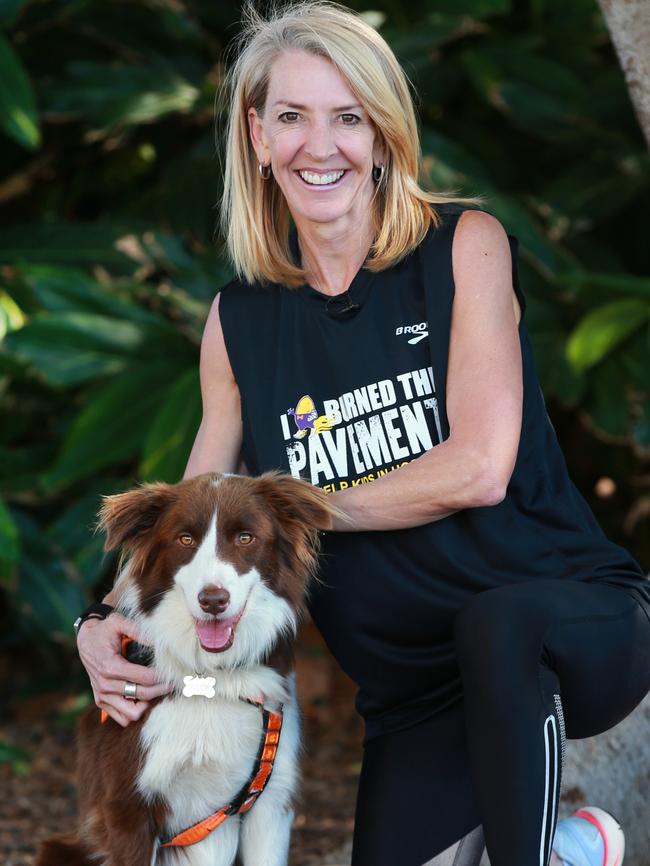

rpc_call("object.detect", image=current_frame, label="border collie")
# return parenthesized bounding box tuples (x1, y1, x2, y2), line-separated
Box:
(36, 470, 336, 866)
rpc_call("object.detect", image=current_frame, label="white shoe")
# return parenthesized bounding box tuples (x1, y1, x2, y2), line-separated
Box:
(552, 806, 625, 866)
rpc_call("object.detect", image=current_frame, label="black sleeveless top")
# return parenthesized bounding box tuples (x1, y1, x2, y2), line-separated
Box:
(219, 202, 650, 742)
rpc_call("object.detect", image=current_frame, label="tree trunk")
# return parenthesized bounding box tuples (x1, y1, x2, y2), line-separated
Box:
(596, 0, 650, 149)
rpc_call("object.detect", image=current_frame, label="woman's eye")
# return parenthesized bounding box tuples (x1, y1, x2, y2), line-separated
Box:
(178, 533, 195, 547)
(237, 532, 254, 545)
(278, 111, 360, 125)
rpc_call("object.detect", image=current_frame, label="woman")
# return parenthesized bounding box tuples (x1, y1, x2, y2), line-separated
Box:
(76, 3, 650, 865)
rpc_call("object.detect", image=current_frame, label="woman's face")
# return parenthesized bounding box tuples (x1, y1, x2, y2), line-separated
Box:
(248, 50, 384, 232)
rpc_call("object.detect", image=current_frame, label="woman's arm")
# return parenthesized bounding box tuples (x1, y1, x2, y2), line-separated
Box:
(80, 292, 244, 724)
(330, 209, 523, 532)
(183, 291, 243, 479)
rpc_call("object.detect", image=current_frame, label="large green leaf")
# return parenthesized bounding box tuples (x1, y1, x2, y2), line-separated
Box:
(139, 366, 201, 482)
(3, 311, 191, 387)
(488, 194, 570, 276)
(11, 509, 85, 638)
(420, 127, 493, 188)
(381, 17, 470, 63)
(567, 300, 650, 373)
(41, 360, 182, 492)
(0, 443, 56, 495)
(3, 313, 146, 387)
(0, 33, 40, 150)
(540, 156, 646, 222)
(0, 221, 150, 273)
(15, 265, 165, 326)
(0, 288, 26, 339)
(42, 57, 200, 130)
(45, 483, 127, 585)
(497, 80, 585, 138)
(461, 39, 589, 140)
(488, 40, 586, 103)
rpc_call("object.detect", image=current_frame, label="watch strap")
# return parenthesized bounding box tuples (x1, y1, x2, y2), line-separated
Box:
(74, 602, 115, 636)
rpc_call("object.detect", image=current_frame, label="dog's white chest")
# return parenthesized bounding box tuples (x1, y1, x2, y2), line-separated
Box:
(138, 697, 262, 816)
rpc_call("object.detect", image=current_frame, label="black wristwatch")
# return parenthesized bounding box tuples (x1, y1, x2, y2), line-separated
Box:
(73, 602, 115, 637)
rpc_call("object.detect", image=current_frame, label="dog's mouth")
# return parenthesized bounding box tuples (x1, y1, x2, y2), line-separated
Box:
(194, 603, 246, 653)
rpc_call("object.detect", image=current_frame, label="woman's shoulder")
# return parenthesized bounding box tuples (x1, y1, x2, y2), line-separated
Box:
(218, 274, 280, 304)
(216, 274, 286, 341)
(430, 201, 493, 230)
(414, 202, 483, 255)
(419, 202, 504, 256)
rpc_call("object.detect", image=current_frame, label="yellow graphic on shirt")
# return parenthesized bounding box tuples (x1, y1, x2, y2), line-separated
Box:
(288, 395, 340, 439)
(280, 368, 443, 489)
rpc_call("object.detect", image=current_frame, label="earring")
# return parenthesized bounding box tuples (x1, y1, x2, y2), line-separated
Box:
(259, 162, 272, 180)
(372, 163, 385, 183)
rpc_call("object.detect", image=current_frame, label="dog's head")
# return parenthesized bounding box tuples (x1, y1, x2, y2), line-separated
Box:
(96, 471, 338, 673)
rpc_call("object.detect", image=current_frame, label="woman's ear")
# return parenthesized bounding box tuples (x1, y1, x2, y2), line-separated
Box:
(95, 482, 175, 552)
(247, 107, 270, 166)
(372, 132, 387, 170)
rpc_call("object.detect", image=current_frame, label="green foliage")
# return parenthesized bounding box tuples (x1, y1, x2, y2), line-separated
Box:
(567, 300, 649, 374)
(0, 0, 648, 652)
(0, 31, 40, 149)
(0, 740, 32, 775)
(0, 494, 20, 581)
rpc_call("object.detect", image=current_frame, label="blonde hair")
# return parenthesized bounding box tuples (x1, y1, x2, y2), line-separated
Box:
(219, 0, 486, 287)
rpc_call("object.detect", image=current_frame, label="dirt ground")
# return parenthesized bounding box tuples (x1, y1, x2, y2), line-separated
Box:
(0, 622, 363, 866)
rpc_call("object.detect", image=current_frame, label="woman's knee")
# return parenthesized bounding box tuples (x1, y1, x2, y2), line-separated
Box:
(453, 584, 548, 667)
(454, 586, 512, 646)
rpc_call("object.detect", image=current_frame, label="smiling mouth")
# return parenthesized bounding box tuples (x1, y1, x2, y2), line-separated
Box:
(194, 604, 246, 653)
(296, 169, 348, 188)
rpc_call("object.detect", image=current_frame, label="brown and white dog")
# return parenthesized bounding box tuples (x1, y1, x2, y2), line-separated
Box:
(36, 470, 336, 866)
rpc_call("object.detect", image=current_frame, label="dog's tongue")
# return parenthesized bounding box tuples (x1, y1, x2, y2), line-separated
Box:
(195, 616, 236, 649)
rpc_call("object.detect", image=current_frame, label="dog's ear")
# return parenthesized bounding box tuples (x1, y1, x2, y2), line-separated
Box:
(256, 471, 337, 529)
(95, 482, 176, 552)
(254, 471, 344, 582)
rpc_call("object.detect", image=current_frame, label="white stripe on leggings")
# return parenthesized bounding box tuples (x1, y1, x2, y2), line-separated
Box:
(539, 713, 559, 866)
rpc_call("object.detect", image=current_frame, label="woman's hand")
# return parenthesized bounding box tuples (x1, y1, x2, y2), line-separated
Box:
(77, 612, 173, 727)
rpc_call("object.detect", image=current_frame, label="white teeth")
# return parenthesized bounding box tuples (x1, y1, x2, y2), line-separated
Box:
(299, 170, 345, 186)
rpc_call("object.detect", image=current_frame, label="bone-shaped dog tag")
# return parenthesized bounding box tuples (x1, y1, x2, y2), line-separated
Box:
(183, 675, 216, 698)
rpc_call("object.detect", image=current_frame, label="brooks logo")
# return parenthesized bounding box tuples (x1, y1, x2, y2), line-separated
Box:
(396, 322, 428, 344)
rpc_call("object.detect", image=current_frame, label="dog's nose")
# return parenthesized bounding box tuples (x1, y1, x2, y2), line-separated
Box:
(198, 585, 231, 614)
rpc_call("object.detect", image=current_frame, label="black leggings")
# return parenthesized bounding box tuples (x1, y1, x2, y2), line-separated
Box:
(351, 579, 650, 866)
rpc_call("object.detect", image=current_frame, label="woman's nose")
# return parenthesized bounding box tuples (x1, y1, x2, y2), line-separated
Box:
(304, 119, 337, 162)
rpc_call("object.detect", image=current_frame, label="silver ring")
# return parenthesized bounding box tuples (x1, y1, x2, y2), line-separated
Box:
(123, 681, 138, 701)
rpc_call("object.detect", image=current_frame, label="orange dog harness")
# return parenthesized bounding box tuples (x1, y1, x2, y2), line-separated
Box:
(99, 636, 284, 847)
(159, 702, 283, 848)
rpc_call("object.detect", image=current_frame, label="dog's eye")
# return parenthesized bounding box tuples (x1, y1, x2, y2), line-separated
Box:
(237, 532, 254, 545)
(178, 533, 195, 547)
